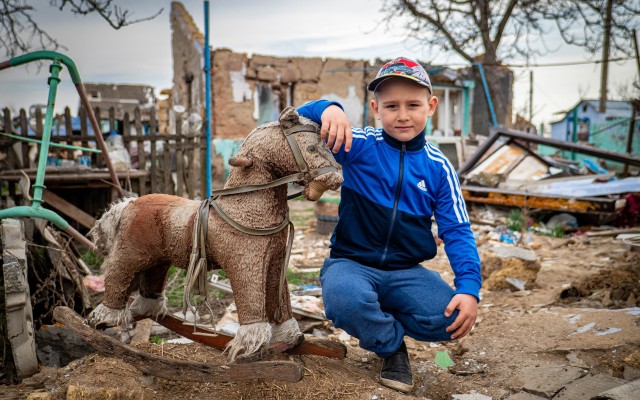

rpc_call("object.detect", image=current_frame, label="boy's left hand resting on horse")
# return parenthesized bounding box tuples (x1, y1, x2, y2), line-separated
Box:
(444, 293, 478, 339)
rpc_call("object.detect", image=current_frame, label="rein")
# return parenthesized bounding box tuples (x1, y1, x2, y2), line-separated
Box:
(183, 123, 337, 322)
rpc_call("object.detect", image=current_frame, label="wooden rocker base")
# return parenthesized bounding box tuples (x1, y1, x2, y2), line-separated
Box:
(53, 306, 304, 383)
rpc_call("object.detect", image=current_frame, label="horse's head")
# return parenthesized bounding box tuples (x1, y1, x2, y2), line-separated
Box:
(228, 107, 343, 201)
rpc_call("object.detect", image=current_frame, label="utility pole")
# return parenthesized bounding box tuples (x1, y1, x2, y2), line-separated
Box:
(599, 0, 613, 113)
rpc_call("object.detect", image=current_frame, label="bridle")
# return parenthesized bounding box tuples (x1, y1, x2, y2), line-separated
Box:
(183, 122, 339, 320)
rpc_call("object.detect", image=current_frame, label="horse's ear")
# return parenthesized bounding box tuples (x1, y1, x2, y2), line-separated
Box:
(228, 156, 253, 169)
(278, 106, 300, 129)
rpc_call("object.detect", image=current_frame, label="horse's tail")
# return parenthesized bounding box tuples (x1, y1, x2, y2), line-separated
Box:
(89, 197, 137, 258)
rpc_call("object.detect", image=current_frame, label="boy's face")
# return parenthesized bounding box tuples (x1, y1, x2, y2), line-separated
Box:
(370, 78, 438, 142)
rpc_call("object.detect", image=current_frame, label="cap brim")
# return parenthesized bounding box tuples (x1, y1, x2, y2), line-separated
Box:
(367, 74, 431, 92)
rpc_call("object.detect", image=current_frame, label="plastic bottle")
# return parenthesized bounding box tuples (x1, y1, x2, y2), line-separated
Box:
(106, 130, 131, 171)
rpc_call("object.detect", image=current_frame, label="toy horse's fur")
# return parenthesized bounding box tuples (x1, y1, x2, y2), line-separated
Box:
(87, 108, 342, 360)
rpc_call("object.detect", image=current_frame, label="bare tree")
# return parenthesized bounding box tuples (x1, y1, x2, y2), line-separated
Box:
(382, 0, 640, 126)
(550, 0, 640, 110)
(382, 0, 554, 130)
(0, 0, 163, 57)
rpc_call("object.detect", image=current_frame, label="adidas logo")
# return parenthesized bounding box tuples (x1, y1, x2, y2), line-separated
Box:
(417, 180, 427, 192)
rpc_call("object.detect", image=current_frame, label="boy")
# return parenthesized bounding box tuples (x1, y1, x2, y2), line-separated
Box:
(296, 57, 481, 393)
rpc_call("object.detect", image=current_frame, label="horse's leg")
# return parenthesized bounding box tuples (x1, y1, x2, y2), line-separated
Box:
(87, 257, 142, 327)
(223, 241, 273, 361)
(130, 264, 171, 318)
(265, 244, 302, 352)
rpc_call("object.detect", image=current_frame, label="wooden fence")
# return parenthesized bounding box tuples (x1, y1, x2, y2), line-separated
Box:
(1, 106, 207, 199)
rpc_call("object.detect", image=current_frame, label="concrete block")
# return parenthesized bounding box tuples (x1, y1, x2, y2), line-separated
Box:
(555, 374, 627, 400)
(521, 365, 586, 398)
(2, 219, 38, 378)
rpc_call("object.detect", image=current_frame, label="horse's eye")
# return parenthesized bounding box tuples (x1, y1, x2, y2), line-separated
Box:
(307, 145, 317, 152)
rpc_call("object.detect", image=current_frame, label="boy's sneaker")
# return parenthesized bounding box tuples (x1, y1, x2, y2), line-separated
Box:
(379, 341, 413, 393)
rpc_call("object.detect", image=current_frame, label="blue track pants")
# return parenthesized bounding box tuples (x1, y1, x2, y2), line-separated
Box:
(320, 257, 458, 358)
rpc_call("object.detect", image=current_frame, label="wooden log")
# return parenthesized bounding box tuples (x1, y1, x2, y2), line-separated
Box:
(41, 190, 96, 229)
(163, 136, 173, 194)
(3, 107, 12, 133)
(53, 306, 304, 383)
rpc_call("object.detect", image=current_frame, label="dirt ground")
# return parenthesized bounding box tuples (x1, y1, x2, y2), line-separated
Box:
(2, 201, 640, 400)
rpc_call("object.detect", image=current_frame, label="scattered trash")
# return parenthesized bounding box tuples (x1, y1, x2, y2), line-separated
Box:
(547, 213, 578, 229)
(452, 391, 492, 400)
(596, 327, 622, 336)
(214, 303, 239, 335)
(505, 277, 526, 291)
(434, 351, 454, 369)
(449, 359, 486, 376)
(574, 322, 596, 335)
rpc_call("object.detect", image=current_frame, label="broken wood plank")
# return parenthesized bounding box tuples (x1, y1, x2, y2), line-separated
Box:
(53, 306, 304, 383)
(42, 190, 96, 229)
(586, 228, 640, 237)
(134, 313, 347, 360)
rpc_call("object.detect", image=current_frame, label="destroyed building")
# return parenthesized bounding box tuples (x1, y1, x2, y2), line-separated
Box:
(169, 1, 514, 181)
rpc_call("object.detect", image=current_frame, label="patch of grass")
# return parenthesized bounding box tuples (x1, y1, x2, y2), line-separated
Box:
(149, 336, 164, 344)
(165, 267, 187, 308)
(286, 269, 320, 286)
(506, 209, 525, 232)
(290, 207, 315, 226)
(549, 225, 566, 238)
(81, 250, 104, 272)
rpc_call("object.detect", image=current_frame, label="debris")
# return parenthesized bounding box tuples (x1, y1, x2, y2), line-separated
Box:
(214, 303, 239, 335)
(481, 246, 540, 291)
(573, 322, 596, 335)
(448, 359, 486, 375)
(595, 327, 622, 336)
(520, 365, 586, 398)
(547, 213, 578, 229)
(591, 379, 640, 399)
(504, 393, 546, 400)
(130, 319, 154, 345)
(554, 373, 627, 400)
(452, 392, 492, 400)
(434, 351, 454, 369)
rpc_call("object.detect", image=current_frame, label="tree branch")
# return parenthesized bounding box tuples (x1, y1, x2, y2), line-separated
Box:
(400, 0, 475, 62)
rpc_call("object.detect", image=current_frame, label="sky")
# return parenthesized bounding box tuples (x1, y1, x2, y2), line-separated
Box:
(0, 0, 637, 129)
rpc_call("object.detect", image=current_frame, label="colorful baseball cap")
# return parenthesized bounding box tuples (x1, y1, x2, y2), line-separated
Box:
(367, 57, 432, 93)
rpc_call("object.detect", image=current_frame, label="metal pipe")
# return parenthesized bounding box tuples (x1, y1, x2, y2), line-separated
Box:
(0, 132, 102, 153)
(204, 0, 212, 197)
(474, 62, 498, 129)
(32, 61, 63, 207)
(76, 83, 124, 197)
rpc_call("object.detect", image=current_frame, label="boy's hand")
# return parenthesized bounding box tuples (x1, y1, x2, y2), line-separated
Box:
(321, 105, 352, 153)
(444, 294, 478, 340)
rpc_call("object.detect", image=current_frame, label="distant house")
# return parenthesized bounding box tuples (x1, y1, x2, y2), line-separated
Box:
(80, 83, 156, 133)
(543, 99, 639, 167)
(550, 99, 633, 143)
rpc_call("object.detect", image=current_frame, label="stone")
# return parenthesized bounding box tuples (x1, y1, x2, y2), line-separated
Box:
(554, 374, 627, 400)
(35, 325, 93, 368)
(482, 246, 541, 291)
(592, 379, 640, 400)
(521, 365, 586, 398)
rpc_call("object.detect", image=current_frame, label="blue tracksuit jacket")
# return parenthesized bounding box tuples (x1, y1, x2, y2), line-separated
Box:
(297, 100, 482, 301)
